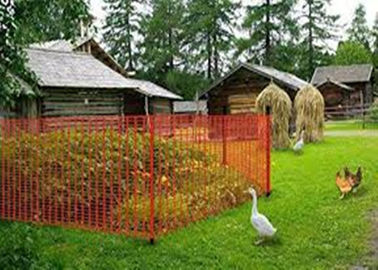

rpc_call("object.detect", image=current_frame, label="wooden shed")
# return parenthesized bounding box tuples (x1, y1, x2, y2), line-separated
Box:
(199, 63, 307, 115)
(315, 79, 354, 108)
(173, 101, 208, 115)
(311, 64, 375, 108)
(16, 40, 182, 118)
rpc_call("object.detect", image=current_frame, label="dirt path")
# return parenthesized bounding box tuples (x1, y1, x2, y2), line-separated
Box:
(351, 210, 378, 270)
(366, 210, 378, 268)
(325, 130, 378, 137)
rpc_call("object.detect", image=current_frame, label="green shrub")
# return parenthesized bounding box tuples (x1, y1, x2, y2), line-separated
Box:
(115, 165, 250, 232)
(2, 128, 252, 233)
(368, 102, 378, 121)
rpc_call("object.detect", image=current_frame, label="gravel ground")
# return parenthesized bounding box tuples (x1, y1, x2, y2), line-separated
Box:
(325, 130, 378, 137)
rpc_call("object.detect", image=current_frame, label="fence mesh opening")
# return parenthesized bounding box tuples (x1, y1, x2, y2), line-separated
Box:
(0, 115, 270, 240)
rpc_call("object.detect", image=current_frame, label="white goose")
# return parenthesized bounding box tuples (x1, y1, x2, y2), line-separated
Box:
(293, 130, 305, 154)
(247, 187, 277, 245)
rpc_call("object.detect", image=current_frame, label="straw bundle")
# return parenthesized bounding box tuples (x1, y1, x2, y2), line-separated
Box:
(294, 84, 325, 142)
(257, 83, 292, 149)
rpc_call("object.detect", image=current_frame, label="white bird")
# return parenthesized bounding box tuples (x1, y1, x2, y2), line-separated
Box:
(293, 130, 305, 154)
(247, 187, 277, 245)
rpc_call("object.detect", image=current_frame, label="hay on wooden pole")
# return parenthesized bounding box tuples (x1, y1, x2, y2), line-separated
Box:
(294, 84, 325, 143)
(257, 82, 292, 149)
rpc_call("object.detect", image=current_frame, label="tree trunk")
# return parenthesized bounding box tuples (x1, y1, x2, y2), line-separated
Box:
(168, 2, 174, 70)
(213, 32, 219, 78)
(308, 0, 314, 77)
(207, 32, 212, 79)
(265, 0, 271, 65)
(168, 27, 174, 70)
(126, 12, 133, 71)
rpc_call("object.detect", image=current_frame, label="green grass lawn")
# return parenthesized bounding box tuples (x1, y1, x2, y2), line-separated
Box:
(1, 137, 378, 269)
(325, 120, 378, 131)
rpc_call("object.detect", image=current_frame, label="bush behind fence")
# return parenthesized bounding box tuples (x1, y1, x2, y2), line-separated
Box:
(0, 115, 270, 240)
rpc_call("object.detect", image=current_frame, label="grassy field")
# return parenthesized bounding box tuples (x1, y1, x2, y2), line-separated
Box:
(1, 136, 378, 269)
(325, 120, 378, 131)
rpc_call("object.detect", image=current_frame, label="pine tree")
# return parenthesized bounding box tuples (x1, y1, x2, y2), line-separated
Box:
(185, 0, 239, 79)
(103, 0, 141, 70)
(347, 4, 371, 50)
(238, 0, 298, 65)
(1, 0, 91, 106)
(139, 0, 185, 79)
(15, 0, 92, 44)
(0, 0, 35, 106)
(334, 41, 372, 66)
(372, 13, 378, 67)
(300, 0, 340, 79)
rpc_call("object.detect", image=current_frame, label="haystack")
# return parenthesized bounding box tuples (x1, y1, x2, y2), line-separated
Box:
(294, 84, 325, 142)
(256, 83, 292, 149)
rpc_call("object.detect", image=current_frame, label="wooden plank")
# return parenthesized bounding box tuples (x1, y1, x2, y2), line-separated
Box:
(43, 102, 123, 109)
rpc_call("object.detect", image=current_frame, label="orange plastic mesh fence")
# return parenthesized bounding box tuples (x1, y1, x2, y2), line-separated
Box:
(0, 114, 270, 240)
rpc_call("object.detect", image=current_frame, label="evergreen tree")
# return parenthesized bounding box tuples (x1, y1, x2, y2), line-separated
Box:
(163, 70, 211, 100)
(14, 0, 92, 44)
(1, 0, 91, 106)
(139, 0, 185, 80)
(103, 0, 141, 70)
(300, 0, 340, 80)
(185, 0, 239, 79)
(333, 41, 372, 66)
(372, 13, 378, 67)
(0, 0, 36, 106)
(238, 0, 298, 65)
(347, 4, 371, 50)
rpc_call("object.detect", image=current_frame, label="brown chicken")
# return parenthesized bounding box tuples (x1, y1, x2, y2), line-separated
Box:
(336, 172, 352, 199)
(336, 167, 363, 199)
(344, 167, 363, 192)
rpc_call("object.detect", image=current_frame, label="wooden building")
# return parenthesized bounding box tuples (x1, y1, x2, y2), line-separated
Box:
(173, 101, 208, 115)
(16, 38, 182, 118)
(199, 63, 307, 115)
(311, 64, 375, 108)
(315, 79, 354, 108)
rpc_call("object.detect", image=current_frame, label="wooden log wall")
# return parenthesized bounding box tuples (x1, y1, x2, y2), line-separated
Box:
(207, 69, 271, 115)
(318, 84, 349, 107)
(123, 94, 145, 115)
(150, 98, 172, 114)
(228, 93, 258, 114)
(41, 88, 124, 117)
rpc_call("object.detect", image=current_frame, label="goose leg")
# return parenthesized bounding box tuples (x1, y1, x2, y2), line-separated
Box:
(339, 193, 345, 200)
(255, 238, 264, 246)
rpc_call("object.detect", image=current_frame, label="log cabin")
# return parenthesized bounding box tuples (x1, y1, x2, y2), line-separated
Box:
(315, 79, 355, 108)
(311, 64, 375, 109)
(173, 101, 208, 115)
(14, 38, 182, 118)
(199, 63, 307, 115)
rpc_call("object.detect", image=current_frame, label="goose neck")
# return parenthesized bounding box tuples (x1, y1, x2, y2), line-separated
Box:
(252, 192, 258, 215)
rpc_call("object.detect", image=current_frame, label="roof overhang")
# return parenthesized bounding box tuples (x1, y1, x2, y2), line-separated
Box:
(316, 79, 354, 92)
(199, 63, 307, 99)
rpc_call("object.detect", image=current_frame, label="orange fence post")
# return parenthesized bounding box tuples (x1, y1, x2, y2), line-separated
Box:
(222, 116, 227, 165)
(265, 106, 272, 197)
(149, 116, 155, 244)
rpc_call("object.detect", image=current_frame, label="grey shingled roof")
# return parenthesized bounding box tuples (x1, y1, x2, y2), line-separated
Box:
(29, 40, 73, 52)
(316, 79, 354, 91)
(29, 37, 92, 52)
(200, 63, 308, 98)
(250, 65, 308, 90)
(173, 101, 207, 113)
(311, 64, 374, 85)
(25, 48, 182, 100)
